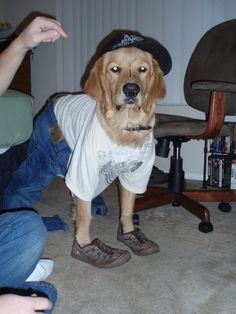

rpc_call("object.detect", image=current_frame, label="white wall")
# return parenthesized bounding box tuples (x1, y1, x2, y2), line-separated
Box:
(2, 0, 236, 179)
(59, 0, 236, 104)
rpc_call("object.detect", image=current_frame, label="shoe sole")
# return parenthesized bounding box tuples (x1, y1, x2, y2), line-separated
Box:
(71, 250, 131, 268)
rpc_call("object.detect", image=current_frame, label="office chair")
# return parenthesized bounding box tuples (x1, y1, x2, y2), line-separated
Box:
(134, 19, 236, 233)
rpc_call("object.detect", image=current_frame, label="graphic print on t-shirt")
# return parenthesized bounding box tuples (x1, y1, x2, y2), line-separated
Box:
(98, 150, 143, 185)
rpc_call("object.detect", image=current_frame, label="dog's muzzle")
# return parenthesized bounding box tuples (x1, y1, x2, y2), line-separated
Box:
(123, 83, 140, 104)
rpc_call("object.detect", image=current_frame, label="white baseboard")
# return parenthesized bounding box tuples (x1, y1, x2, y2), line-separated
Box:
(185, 172, 203, 181)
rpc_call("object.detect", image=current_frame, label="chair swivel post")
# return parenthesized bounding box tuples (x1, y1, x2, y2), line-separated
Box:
(169, 139, 185, 194)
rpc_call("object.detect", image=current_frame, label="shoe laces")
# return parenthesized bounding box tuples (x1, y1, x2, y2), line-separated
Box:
(93, 239, 114, 254)
(132, 228, 148, 244)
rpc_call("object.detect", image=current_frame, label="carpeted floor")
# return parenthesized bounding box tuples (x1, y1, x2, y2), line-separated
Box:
(36, 178, 236, 314)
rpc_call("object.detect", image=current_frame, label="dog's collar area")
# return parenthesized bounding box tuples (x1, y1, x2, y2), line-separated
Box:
(125, 125, 152, 132)
(115, 103, 137, 110)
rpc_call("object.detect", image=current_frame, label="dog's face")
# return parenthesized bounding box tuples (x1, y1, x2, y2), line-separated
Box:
(84, 47, 166, 146)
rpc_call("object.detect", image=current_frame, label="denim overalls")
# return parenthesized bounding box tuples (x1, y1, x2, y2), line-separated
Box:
(3, 96, 71, 209)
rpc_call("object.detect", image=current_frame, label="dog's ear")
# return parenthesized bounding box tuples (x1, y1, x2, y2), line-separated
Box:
(143, 59, 166, 113)
(84, 56, 112, 116)
(84, 58, 104, 103)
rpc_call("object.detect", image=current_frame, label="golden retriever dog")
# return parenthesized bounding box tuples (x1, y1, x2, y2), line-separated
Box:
(71, 33, 171, 267)
(3, 31, 171, 268)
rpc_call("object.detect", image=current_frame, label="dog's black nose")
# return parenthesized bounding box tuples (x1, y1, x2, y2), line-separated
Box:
(123, 83, 140, 98)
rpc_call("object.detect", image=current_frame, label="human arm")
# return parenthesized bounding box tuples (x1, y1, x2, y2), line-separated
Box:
(0, 16, 67, 95)
(0, 294, 52, 314)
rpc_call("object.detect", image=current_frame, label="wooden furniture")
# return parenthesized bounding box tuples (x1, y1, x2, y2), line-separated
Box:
(134, 19, 236, 233)
(9, 52, 31, 95)
(0, 34, 31, 94)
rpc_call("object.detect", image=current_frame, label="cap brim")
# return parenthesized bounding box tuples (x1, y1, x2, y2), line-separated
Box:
(102, 38, 172, 76)
(132, 39, 172, 76)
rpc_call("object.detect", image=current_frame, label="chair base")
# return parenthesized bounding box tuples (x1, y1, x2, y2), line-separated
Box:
(134, 185, 236, 232)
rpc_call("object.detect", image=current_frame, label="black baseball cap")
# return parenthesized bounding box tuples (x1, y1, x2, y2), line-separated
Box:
(100, 31, 172, 76)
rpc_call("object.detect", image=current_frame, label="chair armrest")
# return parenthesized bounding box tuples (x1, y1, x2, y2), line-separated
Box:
(192, 81, 236, 93)
(191, 90, 227, 139)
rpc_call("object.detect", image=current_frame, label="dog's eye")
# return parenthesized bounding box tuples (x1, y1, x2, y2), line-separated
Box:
(138, 66, 147, 73)
(111, 66, 120, 73)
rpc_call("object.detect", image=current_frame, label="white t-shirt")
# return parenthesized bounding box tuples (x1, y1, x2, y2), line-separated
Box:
(54, 94, 155, 201)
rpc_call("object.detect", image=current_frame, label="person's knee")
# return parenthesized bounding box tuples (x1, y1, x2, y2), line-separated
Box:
(17, 211, 48, 266)
(8, 210, 48, 255)
(0, 210, 48, 284)
(20, 210, 47, 246)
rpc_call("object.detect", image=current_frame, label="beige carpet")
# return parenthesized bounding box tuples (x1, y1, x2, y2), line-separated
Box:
(36, 178, 236, 314)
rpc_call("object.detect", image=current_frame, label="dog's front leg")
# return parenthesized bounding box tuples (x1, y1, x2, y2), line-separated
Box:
(74, 197, 92, 246)
(118, 183, 136, 233)
(72, 195, 131, 268)
(117, 183, 160, 256)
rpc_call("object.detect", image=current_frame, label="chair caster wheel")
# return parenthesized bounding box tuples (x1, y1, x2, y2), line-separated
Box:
(218, 202, 231, 212)
(133, 214, 140, 225)
(198, 221, 214, 233)
(172, 202, 180, 207)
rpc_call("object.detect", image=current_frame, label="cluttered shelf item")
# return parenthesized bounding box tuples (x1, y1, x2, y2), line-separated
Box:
(202, 124, 236, 213)
(206, 128, 233, 189)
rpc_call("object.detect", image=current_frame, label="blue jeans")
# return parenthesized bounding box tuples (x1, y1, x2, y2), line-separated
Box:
(2, 97, 108, 216)
(0, 209, 57, 313)
(3, 99, 71, 209)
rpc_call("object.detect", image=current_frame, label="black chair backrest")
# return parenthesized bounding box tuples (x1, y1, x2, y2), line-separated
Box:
(184, 19, 236, 115)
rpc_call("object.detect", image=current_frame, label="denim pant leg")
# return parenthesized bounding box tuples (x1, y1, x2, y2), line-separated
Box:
(3, 101, 71, 209)
(0, 210, 47, 286)
(0, 140, 29, 206)
(3, 136, 54, 209)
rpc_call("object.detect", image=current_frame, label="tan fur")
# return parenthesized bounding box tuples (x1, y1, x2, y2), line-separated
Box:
(74, 188, 136, 246)
(75, 47, 166, 247)
(84, 47, 166, 147)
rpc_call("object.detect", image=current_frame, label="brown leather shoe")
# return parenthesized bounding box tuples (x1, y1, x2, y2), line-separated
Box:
(149, 166, 169, 185)
(117, 226, 160, 256)
(71, 238, 131, 268)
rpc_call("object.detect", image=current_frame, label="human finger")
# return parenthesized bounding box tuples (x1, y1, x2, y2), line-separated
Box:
(31, 296, 52, 311)
(40, 30, 62, 43)
(37, 16, 68, 38)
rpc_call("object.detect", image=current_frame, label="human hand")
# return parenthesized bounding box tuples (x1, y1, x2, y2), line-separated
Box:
(16, 16, 68, 51)
(0, 294, 52, 314)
